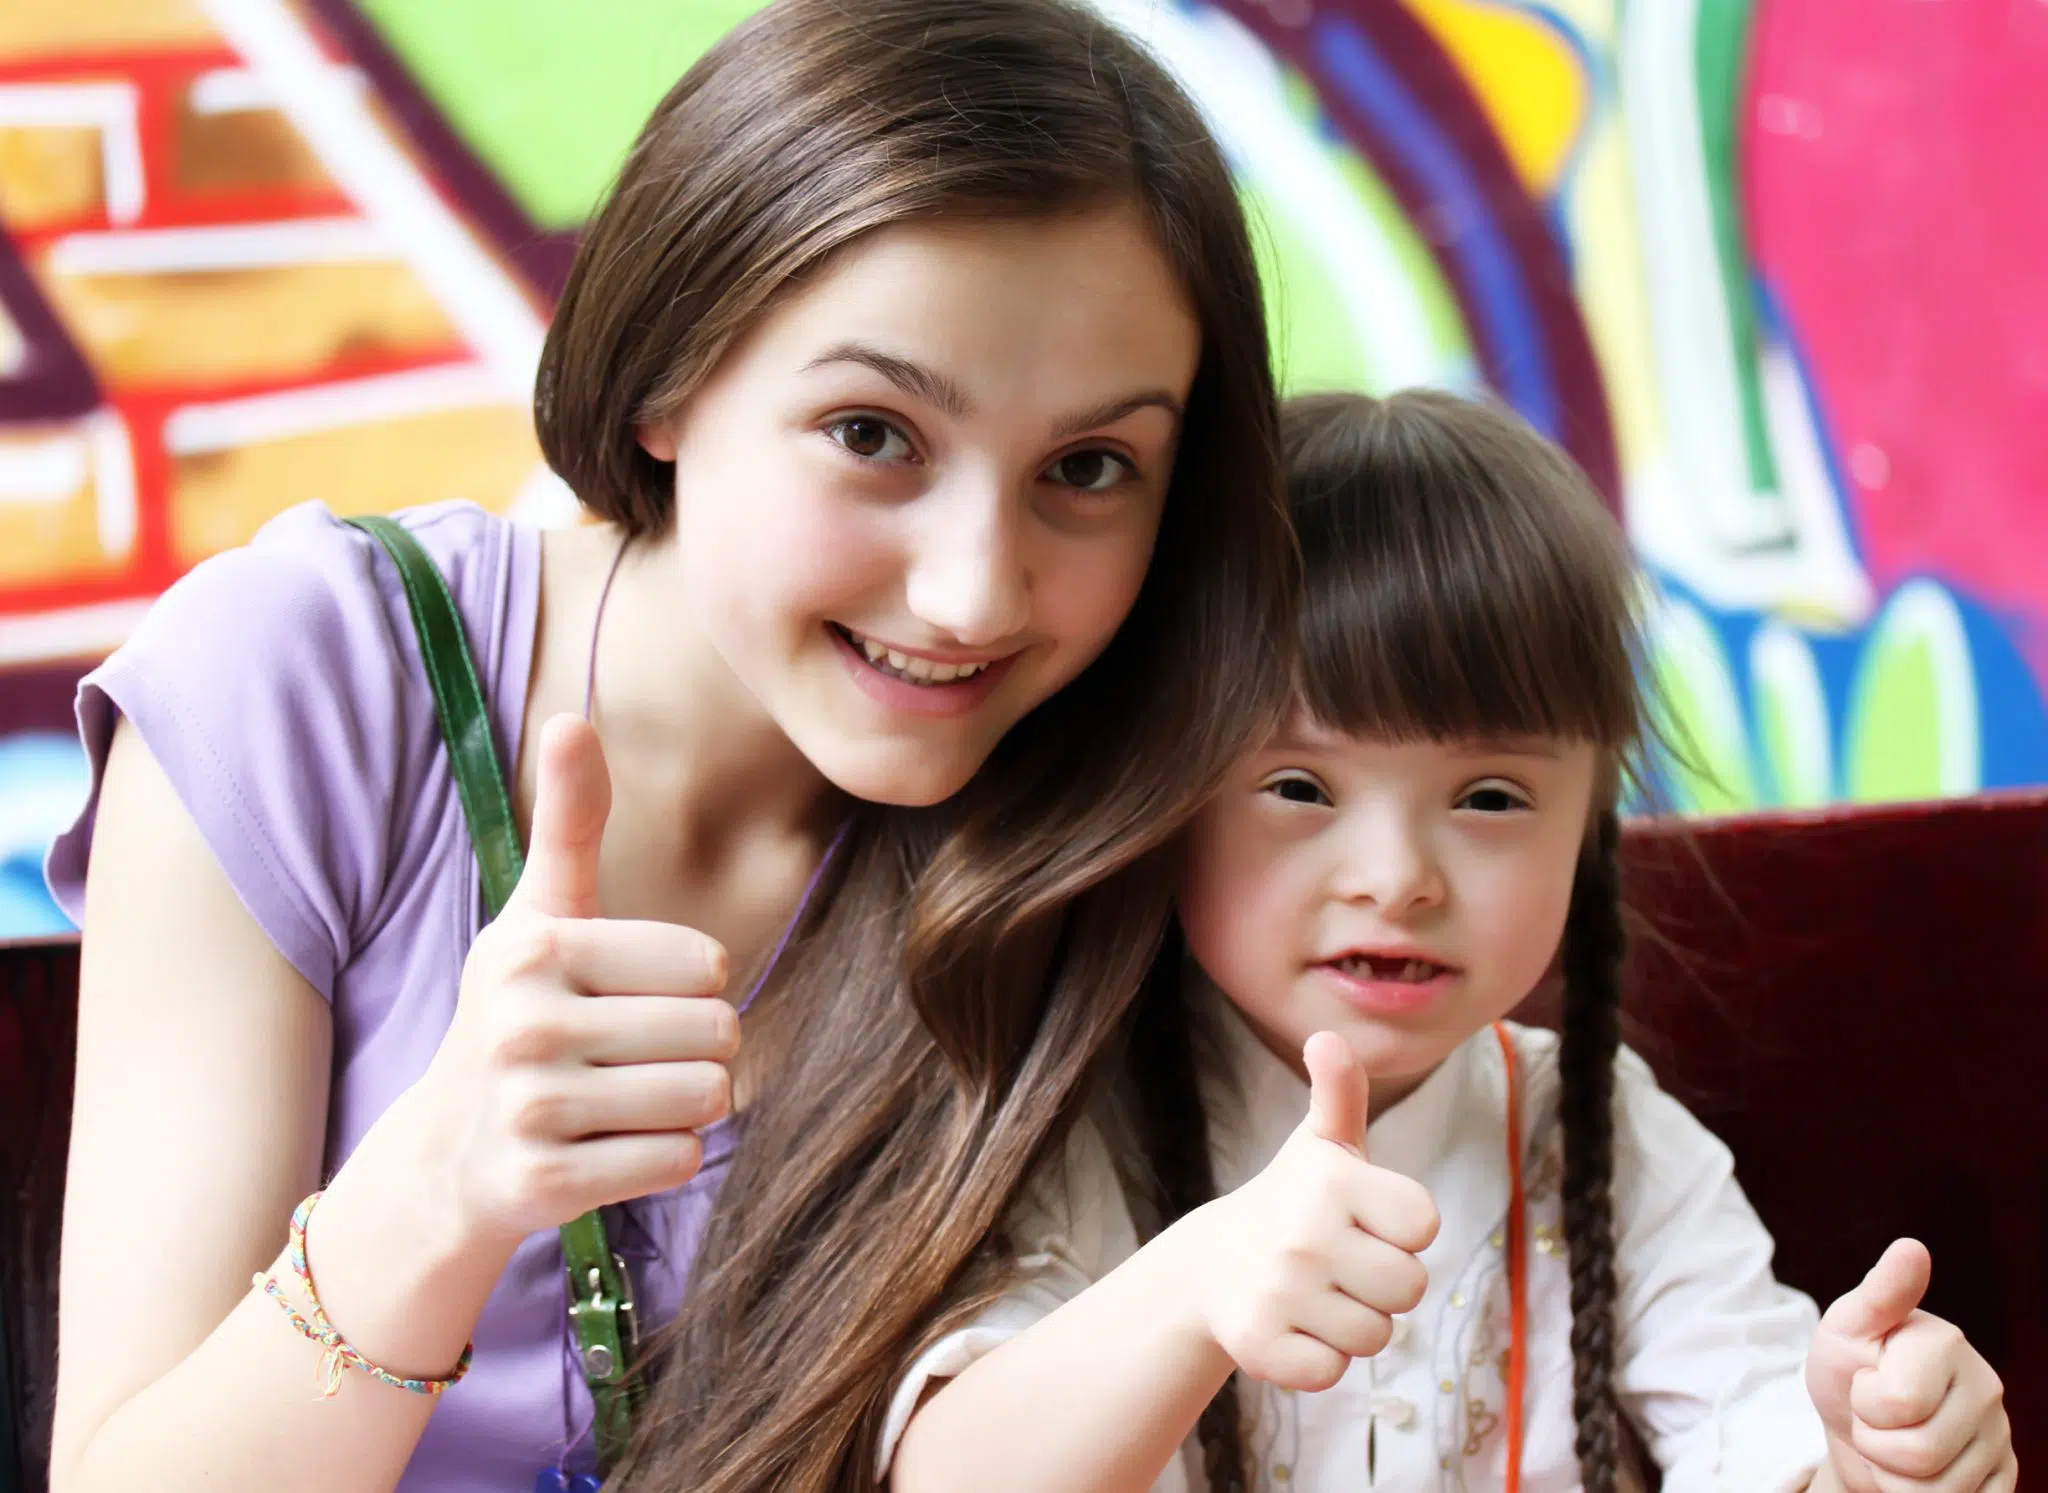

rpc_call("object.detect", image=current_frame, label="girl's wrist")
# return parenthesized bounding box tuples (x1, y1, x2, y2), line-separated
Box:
(291, 1094, 521, 1374)
(1148, 1206, 1241, 1375)
(377, 1065, 535, 1262)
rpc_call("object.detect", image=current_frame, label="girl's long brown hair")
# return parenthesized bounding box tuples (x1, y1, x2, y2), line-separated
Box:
(1125, 390, 1649, 1490)
(547, 4, 1297, 1489)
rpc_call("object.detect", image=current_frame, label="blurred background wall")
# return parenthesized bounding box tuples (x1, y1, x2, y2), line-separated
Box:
(2, 0, 2043, 936)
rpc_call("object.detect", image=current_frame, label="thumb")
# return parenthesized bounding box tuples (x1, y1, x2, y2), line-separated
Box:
(508, 714, 612, 920)
(1303, 1031, 1371, 1156)
(1822, 1239, 1932, 1348)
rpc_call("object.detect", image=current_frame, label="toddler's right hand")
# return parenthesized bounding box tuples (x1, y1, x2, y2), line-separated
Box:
(414, 714, 735, 1250)
(1176, 1031, 1439, 1392)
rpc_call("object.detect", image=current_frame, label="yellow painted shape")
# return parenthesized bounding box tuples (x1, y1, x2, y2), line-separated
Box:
(0, 126, 103, 230)
(1404, 0, 1588, 194)
(172, 404, 541, 564)
(1566, 120, 1663, 481)
(177, 106, 336, 197)
(0, 0, 217, 61)
(41, 259, 457, 390)
(0, 430, 124, 586)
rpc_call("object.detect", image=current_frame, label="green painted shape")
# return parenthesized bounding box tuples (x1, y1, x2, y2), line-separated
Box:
(1649, 626, 1756, 814)
(1281, 68, 1325, 129)
(1242, 182, 1376, 394)
(1333, 151, 1471, 371)
(1845, 626, 1958, 804)
(1694, 0, 1778, 495)
(1263, 67, 1470, 385)
(359, 0, 1471, 398)
(357, 0, 771, 229)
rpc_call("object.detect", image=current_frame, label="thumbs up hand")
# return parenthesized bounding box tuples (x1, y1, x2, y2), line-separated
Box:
(1172, 1032, 1439, 1393)
(415, 714, 736, 1251)
(1806, 1240, 2015, 1492)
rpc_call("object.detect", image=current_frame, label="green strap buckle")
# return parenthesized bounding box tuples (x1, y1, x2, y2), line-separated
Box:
(562, 1212, 645, 1469)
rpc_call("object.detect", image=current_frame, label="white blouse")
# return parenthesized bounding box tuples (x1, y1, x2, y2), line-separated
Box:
(881, 1010, 1828, 1492)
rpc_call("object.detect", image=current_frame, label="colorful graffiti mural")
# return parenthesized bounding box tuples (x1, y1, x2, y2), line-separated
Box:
(2, 0, 2044, 937)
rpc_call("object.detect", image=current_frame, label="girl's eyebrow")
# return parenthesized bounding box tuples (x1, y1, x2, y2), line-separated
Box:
(805, 342, 970, 417)
(1051, 390, 1183, 439)
(804, 341, 1183, 437)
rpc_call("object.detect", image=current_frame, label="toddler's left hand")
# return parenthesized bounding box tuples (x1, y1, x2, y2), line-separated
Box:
(1806, 1238, 2014, 1491)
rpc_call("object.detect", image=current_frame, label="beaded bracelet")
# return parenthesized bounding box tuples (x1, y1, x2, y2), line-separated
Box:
(256, 1190, 474, 1399)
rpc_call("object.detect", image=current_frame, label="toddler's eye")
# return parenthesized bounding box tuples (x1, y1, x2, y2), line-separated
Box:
(1263, 773, 1331, 807)
(1458, 783, 1529, 814)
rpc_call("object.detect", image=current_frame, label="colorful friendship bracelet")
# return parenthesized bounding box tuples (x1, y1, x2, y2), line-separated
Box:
(256, 1190, 474, 1399)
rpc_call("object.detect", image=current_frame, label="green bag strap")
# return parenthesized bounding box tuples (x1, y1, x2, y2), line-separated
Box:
(349, 517, 522, 916)
(347, 515, 644, 1470)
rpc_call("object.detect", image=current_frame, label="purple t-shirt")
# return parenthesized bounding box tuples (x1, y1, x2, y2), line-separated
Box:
(47, 500, 724, 1490)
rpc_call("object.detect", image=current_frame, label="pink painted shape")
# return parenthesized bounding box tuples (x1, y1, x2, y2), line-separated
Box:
(1744, 0, 2048, 610)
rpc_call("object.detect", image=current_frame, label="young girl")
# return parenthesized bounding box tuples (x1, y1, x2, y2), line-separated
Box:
(42, 3, 1292, 1490)
(885, 392, 2016, 1493)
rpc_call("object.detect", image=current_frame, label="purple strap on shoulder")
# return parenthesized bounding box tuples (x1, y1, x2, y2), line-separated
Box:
(738, 818, 850, 1013)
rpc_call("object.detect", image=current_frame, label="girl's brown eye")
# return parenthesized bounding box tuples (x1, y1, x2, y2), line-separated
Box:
(1047, 449, 1129, 491)
(823, 413, 905, 460)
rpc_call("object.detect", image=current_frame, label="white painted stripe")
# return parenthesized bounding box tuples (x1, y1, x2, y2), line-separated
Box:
(163, 363, 511, 454)
(1093, 0, 1446, 391)
(188, 64, 368, 116)
(1755, 343, 1872, 619)
(48, 217, 389, 276)
(196, 0, 547, 400)
(0, 432, 89, 503)
(1621, 0, 1791, 549)
(0, 82, 136, 128)
(0, 598, 152, 667)
(89, 410, 137, 559)
(101, 111, 146, 224)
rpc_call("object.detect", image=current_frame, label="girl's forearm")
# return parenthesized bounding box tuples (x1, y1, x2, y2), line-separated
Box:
(891, 1218, 1235, 1493)
(56, 1098, 517, 1493)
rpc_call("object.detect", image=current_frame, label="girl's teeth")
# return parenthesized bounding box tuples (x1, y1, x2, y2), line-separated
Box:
(848, 630, 991, 686)
(1337, 956, 1436, 982)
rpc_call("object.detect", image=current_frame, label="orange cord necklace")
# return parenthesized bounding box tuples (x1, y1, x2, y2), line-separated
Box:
(1493, 1021, 1529, 1493)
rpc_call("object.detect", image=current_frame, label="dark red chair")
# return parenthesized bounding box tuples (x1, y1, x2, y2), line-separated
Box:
(1541, 792, 2047, 1474)
(0, 937, 75, 1493)
(3, 794, 2042, 1488)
